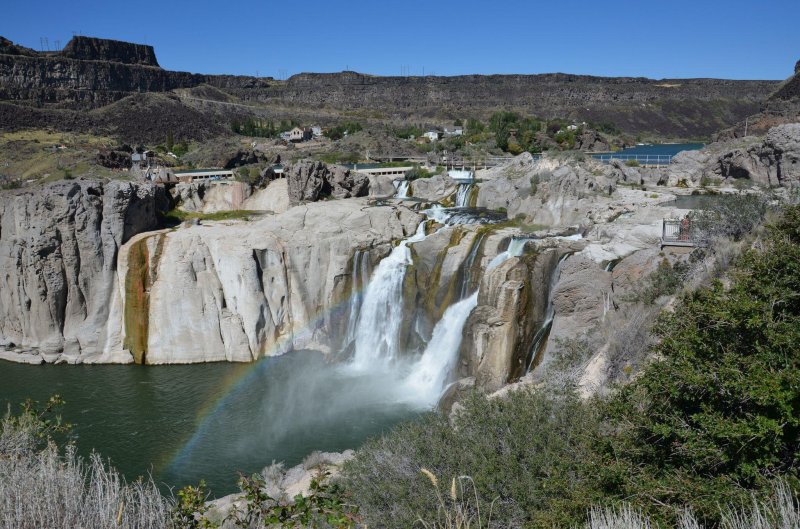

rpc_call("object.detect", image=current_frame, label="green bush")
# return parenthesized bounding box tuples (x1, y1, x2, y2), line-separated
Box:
(341, 391, 600, 529)
(602, 210, 800, 522)
(624, 159, 640, 167)
(327, 122, 362, 141)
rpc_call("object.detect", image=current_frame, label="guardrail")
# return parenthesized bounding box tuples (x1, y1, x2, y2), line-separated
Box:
(592, 154, 673, 165)
(661, 218, 698, 247)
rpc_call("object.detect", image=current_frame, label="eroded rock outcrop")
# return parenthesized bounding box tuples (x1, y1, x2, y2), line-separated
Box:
(112, 199, 421, 364)
(667, 124, 800, 187)
(476, 153, 617, 227)
(286, 160, 370, 204)
(0, 180, 163, 363)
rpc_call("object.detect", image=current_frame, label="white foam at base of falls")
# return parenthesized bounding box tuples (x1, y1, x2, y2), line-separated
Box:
(350, 221, 428, 370)
(403, 291, 479, 405)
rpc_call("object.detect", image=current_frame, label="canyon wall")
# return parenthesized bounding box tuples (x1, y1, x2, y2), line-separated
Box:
(0, 36, 780, 139)
(0, 180, 163, 362)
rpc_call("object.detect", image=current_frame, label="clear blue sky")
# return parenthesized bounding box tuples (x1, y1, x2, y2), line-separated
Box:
(3, 0, 798, 80)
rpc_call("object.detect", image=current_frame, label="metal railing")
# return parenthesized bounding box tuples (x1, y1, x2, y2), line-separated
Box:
(593, 154, 673, 165)
(662, 218, 699, 246)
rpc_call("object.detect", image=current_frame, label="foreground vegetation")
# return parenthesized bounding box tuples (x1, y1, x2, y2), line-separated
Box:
(341, 204, 800, 528)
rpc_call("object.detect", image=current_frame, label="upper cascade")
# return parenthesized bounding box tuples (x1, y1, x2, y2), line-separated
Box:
(61, 36, 160, 67)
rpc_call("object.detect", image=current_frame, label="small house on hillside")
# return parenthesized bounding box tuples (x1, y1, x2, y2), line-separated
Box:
(424, 130, 442, 142)
(289, 127, 313, 142)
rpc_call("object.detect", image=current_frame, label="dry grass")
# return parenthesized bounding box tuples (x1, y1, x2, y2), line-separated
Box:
(585, 481, 800, 529)
(416, 470, 495, 529)
(0, 412, 172, 529)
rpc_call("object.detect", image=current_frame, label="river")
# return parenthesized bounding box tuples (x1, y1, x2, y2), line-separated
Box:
(0, 350, 421, 496)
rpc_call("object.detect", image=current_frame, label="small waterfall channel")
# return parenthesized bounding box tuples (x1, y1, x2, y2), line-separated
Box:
(450, 169, 475, 208)
(350, 221, 428, 369)
(455, 183, 474, 207)
(393, 180, 410, 198)
(525, 252, 572, 373)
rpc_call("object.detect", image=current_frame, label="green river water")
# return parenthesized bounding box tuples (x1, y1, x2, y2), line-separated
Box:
(0, 350, 420, 496)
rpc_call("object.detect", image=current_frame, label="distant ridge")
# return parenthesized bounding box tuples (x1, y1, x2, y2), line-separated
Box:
(0, 35, 784, 141)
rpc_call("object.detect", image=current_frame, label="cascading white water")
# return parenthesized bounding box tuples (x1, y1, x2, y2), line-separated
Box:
(525, 252, 572, 373)
(455, 183, 473, 207)
(487, 237, 530, 270)
(350, 221, 428, 370)
(344, 250, 371, 346)
(403, 292, 478, 405)
(393, 180, 410, 198)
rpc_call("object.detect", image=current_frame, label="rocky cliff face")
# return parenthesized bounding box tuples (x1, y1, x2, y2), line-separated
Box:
(0, 180, 164, 362)
(61, 36, 159, 66)
(272, 72, 776, 137)
(668, 123, 800, 187)
(0, 36, 270, 110)
(116, 200, 420, 364)
(0, 36, 779, 139)
(285, 160, 370, 204)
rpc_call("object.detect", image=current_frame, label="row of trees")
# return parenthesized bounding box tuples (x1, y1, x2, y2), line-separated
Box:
(230, 118, 299, 138)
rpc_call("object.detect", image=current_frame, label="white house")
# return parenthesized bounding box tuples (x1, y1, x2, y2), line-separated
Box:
(444, 127, 464, 137)
(289, 127, 313, 142)
(424, 130, 442, 142)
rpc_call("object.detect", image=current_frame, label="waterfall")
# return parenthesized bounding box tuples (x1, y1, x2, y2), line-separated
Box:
(455, 183, 473, 208)
(487, 237, 530, 270)
(350, 221, 428, 369)
(458, 233, 486, 300)
(403, 292, 479, 405)
(344, 250, 371, 346)
(525, 252, 572, 373)
(393, 180, 410, 198)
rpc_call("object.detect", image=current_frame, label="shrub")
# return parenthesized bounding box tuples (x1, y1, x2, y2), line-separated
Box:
(328, 122, 362, 141)
(624, 159, 640, 167)
(689, 192, 768, 243)
(341, 391, 601, 529)
(0, 397, 173, 529)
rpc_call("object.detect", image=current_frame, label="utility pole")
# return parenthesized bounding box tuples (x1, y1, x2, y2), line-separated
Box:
(744, 117, 748, 137)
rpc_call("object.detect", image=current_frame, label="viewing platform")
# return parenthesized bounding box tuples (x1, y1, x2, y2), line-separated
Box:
(661, 218, 700, 248)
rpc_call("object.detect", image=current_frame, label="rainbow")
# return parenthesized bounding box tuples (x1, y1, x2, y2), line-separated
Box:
(161, 282, 369, 475)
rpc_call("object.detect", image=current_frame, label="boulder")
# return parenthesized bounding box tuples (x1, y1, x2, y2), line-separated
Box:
(286, 160, 369, 204)
(410, 173, 457, 202)
(575, 129, 610, 152)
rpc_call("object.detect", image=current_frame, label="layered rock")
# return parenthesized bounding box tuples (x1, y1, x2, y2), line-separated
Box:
(286, 160, 370, 204)
(112, 199, 421, 364)
(476, 153, 617, 227)
(667, 124, 800, 187)
(61, 36, 160, 67)
(0, 180, 163, 362)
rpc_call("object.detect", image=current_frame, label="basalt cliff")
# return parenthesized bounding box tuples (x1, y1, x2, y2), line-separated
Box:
(0, 35, 780, 141)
